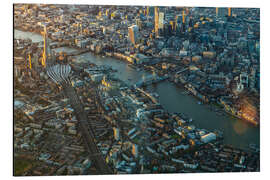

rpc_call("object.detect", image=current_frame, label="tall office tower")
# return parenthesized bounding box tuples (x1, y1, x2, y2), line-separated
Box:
(182, 10, 186, 23)
(39, 23, 53, 68)
(185, 7, 190, 16)
(158, 12, 164, 30)
(28, 53, 32, 70)
(189, 17, 194, 27)
(170, 20, 175, 32)
(175, 15, 184, 36)
(147, 6, 154, 17)
(42, 25, 48, 67)
(155, 7, 159, 37)
(144, 8, 147, 16)
(132, 144, 139, 158)
(106, 9, 110, 17)
(175, 15, 180, 31)
(113, 127, 120, 141)
(136, 18, 142, 30)
(128, 25, 139, 44)
(228, 8, 231, 16)
(174, 15, 178, 27)
(79, 23, 83, 35)
(217, 7, 228, 18)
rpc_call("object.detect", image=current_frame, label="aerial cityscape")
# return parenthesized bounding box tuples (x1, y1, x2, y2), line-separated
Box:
(14, 4, 260, 176)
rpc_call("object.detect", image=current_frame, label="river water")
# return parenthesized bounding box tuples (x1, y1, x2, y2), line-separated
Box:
(14, 29, 260, 149)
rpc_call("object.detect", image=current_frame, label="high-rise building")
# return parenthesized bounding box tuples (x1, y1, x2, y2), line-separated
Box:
(132, 144, 139, 158)
(42, 25, 48, 67)
(136, 18, 142, 30)
(175, 15, 181, 34)
(28, 53, 32, 70)
(216, 7, 231, 18)
(147, 6, 154, 17)
(38, 23, 54, 67)
(170, 21, 175, 31)
(182, 10, 186, 24)
(228, 8, 231, 17)
(154, 7, 159, 37)
(113, 127, 120, 141)
(106, 9, 110, 17)
(128, 25, 139, 44)
(158, 12, 164, 30)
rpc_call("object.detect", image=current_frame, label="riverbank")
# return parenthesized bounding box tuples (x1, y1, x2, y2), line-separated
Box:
(14, 29, 260, 149)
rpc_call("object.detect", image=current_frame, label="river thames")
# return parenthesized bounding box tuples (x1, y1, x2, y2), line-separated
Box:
(14, 29, 260, 149)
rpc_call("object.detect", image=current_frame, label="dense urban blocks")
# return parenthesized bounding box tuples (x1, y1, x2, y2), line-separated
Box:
(14, 4, 259, 176)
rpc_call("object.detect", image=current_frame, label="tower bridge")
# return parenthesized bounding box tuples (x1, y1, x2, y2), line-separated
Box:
(134, 73, 168, 88)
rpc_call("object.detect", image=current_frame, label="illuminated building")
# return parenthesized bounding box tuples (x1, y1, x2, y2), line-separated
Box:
(41, 25, 48, 67)
(154, 7, 159, 37)
(228, 8, 231, 16)
(216, 7, 231, 18)
(135, 18, 142, 30)
(128, 25, 139, 44)
(39, 23, 53, 68)
(101, 76, 111, 88)
(170, 20, 175, 31)
(147, 6, 154, 17)
(28, 54, 32, 70)
(132, 144, 139, 158)
(158, 12, 164, 30)
(175, 15, 182, 35)
(113, 127, 120, 141)
(182, 10, 185, 24)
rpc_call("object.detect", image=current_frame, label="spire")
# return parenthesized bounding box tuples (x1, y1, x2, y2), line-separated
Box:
(41, 24, 52, 67)
(42, 25, 47, 68)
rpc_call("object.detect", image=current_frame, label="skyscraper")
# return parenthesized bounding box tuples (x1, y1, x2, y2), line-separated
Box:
(128, 25, 139, 44)
(147, 6, 154, 17)
(38, 22, 54, 67)
(135, 18, 142, 30)
(42, 25, 48, 67)
(182, 10, 186, 24)
(217, 7, 230, 18)
(113, 127, 120, 141)
(155, 7, 159, 37)
(158, 12, 164, 30)
(132, 144, 139, 158)
(28, 54, 32, 70)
